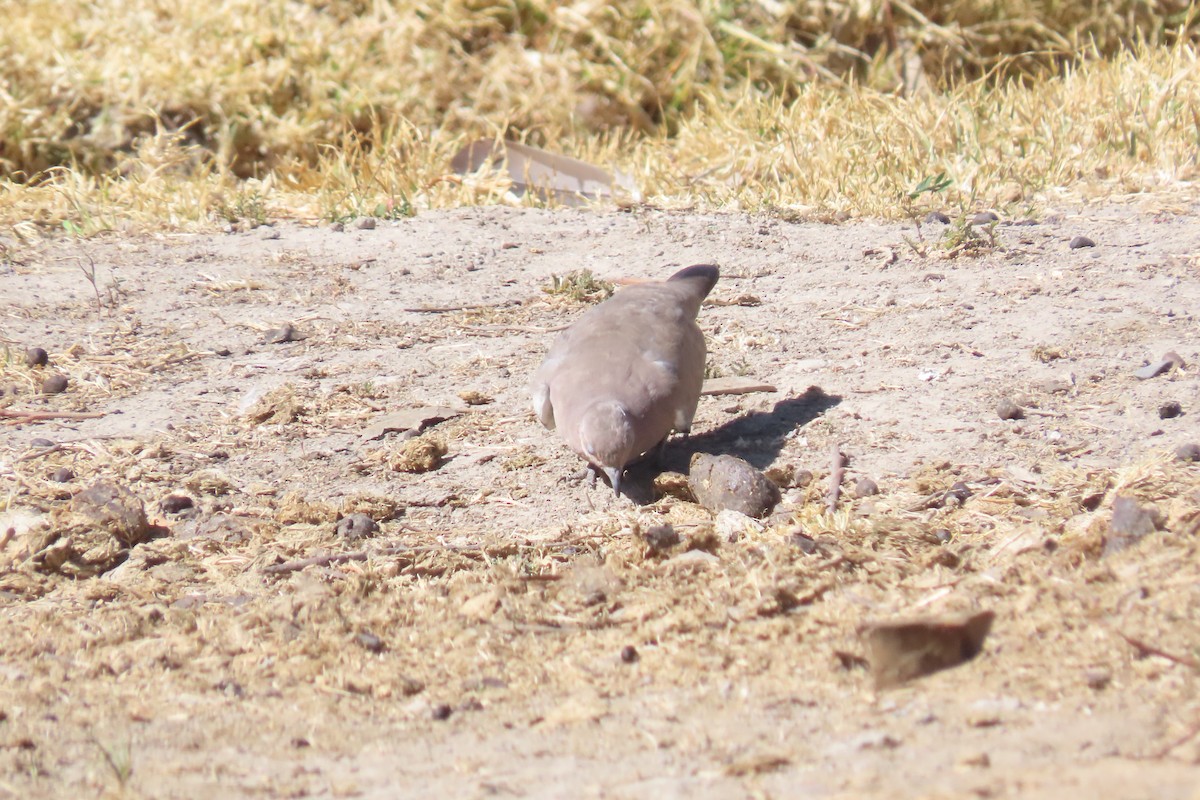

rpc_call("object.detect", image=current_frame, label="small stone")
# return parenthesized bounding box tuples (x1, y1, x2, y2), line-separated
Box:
(25, 347, 49, 367)
(431, 703, 452, 721)
(1175, 443, 1200, 462)
(854, 477, 879, 498)
(788, 531, 818, 554)
(1110, 496, 1161, 538)
(41, 374, 68, 394)
(620, 645, 639, 664)
(924, 211, 951, 225)
(996, 399, 1024, 420)
(1085, 669, 1112, 690)
(357, 217, 377, 230)
(264, 324, 306, 344)
(1106, 495, 1162, 555)
(30, 437, 55, 449)
(1134, 352, 1184, 380)
(50, 467, 74, 483)
(688, 453, 781, 518)
(356, 631, 385, 653)
(159, 494, 195, 514)
(641, 524, 680, 553)
(1068, 235, 1095, 249)
(946, 481, 972, 503)
(970, 211, 999, 225)
(1158, 401, 1183, 419)
(934, 529, 952, 544)
(336, 513, 379, 539)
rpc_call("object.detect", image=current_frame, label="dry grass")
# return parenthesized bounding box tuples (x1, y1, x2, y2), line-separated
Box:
(0, 1, 1198, 232)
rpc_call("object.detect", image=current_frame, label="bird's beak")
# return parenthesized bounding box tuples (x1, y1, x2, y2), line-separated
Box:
(604, 466, 623, 496)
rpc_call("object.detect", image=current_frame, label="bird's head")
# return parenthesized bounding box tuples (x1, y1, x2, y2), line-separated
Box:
(578, 400, 635, 494)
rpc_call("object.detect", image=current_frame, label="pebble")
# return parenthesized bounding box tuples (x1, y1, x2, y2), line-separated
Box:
(688, 453, 781, 518)
(430, 703, 452, 721)
(854, 477, 879, 498)
(924, 211, 950, 225)
(1176, 443, 1200, 462)
(1085, 669, 1112, 690)
(641, 523, 680, 552)
(41, 374, 69, 394)
(356, 631, 385, 653)
(1106, 495, 1161, 555)
(620, 645, 639, 664)
(25, 347, 49, 367)
(970, 211, 999, 225)
(336, 513, 379, 539)
(788, 531, 818, 554)
(329, 221, 345, 232)
(996, 399, 1024, 420)
(357, 217, 377, 230)
(264, 323, 306, 344)
(160, 494, 195, 514)
(1134, 351, 1184, 380)
(31, 437, 55, 448)
(51, 467, 74, 483)
(1068, 235, 1096, 249)
(1158, 401, 1182, 419)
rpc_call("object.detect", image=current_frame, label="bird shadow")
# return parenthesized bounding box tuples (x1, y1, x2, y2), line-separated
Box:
(620, 385, 841, 504)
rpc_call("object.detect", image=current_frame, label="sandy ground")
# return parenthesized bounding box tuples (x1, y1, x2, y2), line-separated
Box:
(1, 204, 1199, 799)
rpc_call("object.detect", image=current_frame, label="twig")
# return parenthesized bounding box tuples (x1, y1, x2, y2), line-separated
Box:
(827, 445, 846, 514)
(700, 377, 777, 396)
(15, 443, 64, 462)
(1138, 719, 1200, 760)
(1119, 631, 1200, 670)
(1, 408, 107, 422)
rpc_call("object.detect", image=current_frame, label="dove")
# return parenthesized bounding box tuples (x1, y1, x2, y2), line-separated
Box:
(531, 264, 719, 494)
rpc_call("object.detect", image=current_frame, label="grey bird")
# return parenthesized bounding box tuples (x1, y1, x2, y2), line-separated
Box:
(531, 264, 719, 495)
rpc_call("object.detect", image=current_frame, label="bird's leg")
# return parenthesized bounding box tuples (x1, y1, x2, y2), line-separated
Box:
(652, 435, 670, 465)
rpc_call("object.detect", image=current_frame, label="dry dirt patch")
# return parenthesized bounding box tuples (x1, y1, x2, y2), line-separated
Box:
(1, 205, 1199, 798)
